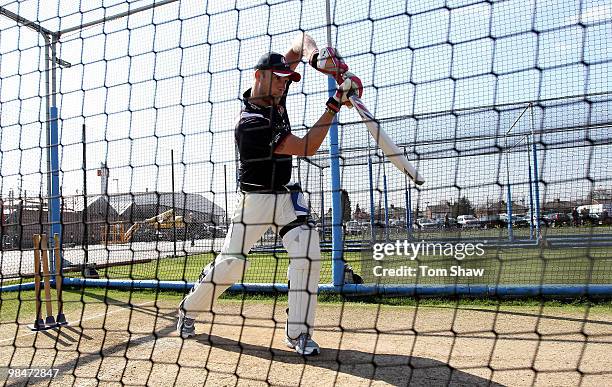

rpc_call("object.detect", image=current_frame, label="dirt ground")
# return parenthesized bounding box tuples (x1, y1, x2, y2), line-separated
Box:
(0, 299, 611, 387)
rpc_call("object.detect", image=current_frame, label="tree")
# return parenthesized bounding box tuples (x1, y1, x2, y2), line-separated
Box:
(340, 189, 351, 222)
(450, 197, 474, 218)
(325, 207, 332, 219)
(353, 203, 361, 220)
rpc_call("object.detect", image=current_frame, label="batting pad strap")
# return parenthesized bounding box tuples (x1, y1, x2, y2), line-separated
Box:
(280, 183, 314, 238)
(279, 215, 312, 238)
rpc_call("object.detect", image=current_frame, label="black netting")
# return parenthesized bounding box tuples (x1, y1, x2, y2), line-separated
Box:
(0, 0, 610, 385)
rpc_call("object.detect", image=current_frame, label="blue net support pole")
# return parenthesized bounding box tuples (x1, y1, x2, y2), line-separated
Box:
(49, 107, 62, 266)
(320, 168, 326, 241)
(6, 280, 611, 298)
(49, 36, 62, 273)
(328, 76, 344, 287)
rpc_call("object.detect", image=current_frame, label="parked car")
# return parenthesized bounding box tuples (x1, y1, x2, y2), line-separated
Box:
(499, 213, 509, 223)
(549, 213, 571, 227)
(358, 221, 370, 230)
(457, 215, 480, 228)
(416, 218, 439, 230)
(438, 217, 458, 229)
(208, 225, 227, 238)
(389, 219, 406, 228)
(345, 221, 362, 236)
(511, 215, 530, 228)
(478, 215, 504, 229)
(530, 214, 550, 227)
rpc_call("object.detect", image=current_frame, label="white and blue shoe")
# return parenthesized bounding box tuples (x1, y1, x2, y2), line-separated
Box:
(177, 308, 196, 339)
(284, 333, 320, 356)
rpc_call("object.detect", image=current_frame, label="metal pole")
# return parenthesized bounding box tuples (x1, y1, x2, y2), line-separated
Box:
(320, 168, 325, 241)
(367, 154, 376, 244)
(382, 161, 389, 242)
(45, 35, 59, 274)
(404, 150, 413, 237)
(325, 0, 332, 47)
(505, 137, 514, 241)
(224, 165, 229, 226)
(44, 35, 52, 231)
(0, 6, 72, 272)
(171, 150, 177, 258)
(0, 6, 56, 35)
(325, 0, 344, 286)
(48, 34, 64, 274)
(58, 0, 180, 36)
(526, 133, 535, 240)
(504, 106, 530, 242)
(82, 125, 89, 265)
(530, 104, 542, 242)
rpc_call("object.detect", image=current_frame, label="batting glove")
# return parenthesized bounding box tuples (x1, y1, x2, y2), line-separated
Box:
(309, 47, 349, 83)
(326, 72, 363, 112)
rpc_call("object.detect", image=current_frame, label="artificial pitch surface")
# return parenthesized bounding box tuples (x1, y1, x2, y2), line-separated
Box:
(0, 290, 611, 386)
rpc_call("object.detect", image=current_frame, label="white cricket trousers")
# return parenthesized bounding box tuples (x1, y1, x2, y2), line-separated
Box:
(180, 192, 317, 317)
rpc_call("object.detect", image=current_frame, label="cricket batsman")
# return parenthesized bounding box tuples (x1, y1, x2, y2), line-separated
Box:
(177, 33, 361, 356)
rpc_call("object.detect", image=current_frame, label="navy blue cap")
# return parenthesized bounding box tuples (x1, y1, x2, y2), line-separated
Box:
(255, 52, 301, 82)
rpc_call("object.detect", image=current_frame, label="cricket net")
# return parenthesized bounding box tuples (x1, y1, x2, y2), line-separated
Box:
(0, 0, 610, 385)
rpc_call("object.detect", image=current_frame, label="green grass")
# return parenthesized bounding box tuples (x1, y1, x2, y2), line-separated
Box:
(2, 287, 611, 324)
(1, 244, 610, 288)
(92, 252, 335, 284)
(1, 238, 610, 325)
(366, 246, 612, 285)
(76, 246, 612, 286)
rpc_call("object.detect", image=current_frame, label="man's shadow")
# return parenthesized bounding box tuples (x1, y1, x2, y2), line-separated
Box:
(39, 291, 504, 386)
(198, 334, 504, 386)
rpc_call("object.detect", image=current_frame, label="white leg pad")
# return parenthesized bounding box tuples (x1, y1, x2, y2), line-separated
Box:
(282, 225, 322, 339)
(181, 256, 250, 318)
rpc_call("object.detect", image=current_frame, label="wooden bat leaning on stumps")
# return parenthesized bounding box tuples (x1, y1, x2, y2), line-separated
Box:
(348, 94, 425, 185)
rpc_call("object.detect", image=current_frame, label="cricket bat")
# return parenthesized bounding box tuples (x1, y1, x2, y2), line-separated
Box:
(349, 95, 425, 185)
